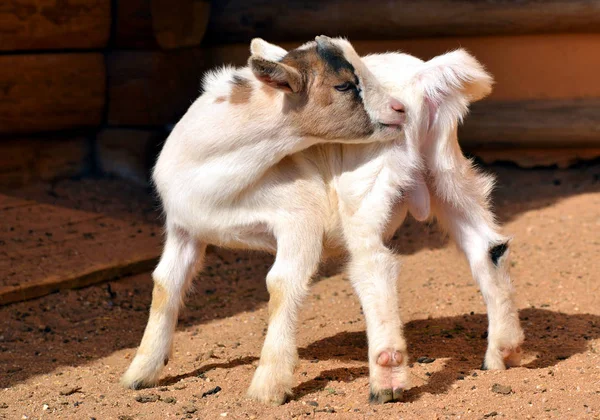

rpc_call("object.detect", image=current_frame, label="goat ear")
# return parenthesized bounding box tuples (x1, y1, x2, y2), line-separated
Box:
(416, 49, 493, 126)
(249, 56, 303, 93)
(418, 49, 493, 106)
(250, 38, 288, 61)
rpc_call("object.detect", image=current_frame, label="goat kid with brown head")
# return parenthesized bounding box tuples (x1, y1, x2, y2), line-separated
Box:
(122, 36, 407, 397)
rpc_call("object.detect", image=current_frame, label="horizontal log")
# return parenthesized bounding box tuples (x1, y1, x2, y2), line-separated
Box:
(0, 136, 87, 187)
(97, 128, 165, 185)
(460, 99, 600, 149)
(204, 0, 600, 44)
(107, 49, 205, 126)
(0, 0, 110, 51)
(114, 0, 210, 49)
(204, 34, 600, 101)
(0, 54, 105, 134)
(470, 147, 600, 169)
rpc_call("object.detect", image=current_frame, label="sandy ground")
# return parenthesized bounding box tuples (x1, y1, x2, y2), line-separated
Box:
(0, 162, 599, 420)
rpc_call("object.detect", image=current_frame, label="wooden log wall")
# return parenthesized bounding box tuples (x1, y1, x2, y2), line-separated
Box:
(1, 0, 599, 188)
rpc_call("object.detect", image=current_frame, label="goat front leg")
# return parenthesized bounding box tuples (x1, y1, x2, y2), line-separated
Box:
(348, 243, 408, 403)
(121, 226, 205, 389)
(338, 193, 408, 403)
(247, 224, 323, 405)
(430, 161, 524, 370)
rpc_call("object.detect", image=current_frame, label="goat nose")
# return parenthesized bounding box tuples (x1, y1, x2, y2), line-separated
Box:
(390, 98, 405, 113)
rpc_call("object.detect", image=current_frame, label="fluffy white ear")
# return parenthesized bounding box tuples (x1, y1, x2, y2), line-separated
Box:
(416, 49, 493, 126)
(250, 38, 288, 61)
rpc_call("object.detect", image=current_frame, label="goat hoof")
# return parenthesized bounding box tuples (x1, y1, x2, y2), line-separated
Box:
(121, 355, 164, 390)
(369, 349, 409, 404)
(482, 345, 523, 370)
(369, 387, 404, 404)
(247, 365, 293, 406)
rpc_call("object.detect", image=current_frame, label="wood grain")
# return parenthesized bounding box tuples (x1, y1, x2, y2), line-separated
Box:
(0, 194, 162, 305)
(0, 0, 110, 51)
(461, 99, 600, 149)
(0, 136, 87, 187)
(114, 0, 210, 49)
(97, 128, 165, 185)
(107, 49, 205, 126)
(0, 54, 105, 134)
(204, 0, 600, 44)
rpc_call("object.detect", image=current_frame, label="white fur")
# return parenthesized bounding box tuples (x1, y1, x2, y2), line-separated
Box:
(122, 46, 524, 404)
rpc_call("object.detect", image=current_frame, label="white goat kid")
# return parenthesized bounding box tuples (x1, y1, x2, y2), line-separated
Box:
(121, 36, 406, 399)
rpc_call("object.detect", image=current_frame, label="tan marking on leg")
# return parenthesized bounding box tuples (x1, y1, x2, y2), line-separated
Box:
(151, 283, 169, 313)
(267, 286, 284, 322)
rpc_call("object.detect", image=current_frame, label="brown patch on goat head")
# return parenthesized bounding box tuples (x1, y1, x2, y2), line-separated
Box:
(230, 75, 252, 104)
(278, 41, 373, 140)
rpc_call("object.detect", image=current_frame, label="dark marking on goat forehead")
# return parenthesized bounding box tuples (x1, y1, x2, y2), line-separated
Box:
(489, 242, 509, 266)
(281, 43, 355, 76)
(316, 43, 355, 75)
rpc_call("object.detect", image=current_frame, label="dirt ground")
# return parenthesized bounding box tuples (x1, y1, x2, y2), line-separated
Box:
(1, 162, 599, 420)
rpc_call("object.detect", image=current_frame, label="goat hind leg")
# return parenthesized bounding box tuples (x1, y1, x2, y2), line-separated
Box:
(121, 226, 204, 389)
(247, 226, 322, 405)
(431, 167, 524, 370)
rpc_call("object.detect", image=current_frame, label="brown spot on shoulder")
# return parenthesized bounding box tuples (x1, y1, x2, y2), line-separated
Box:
(214, 96, 226, 103)
(230, 74, 252, 104)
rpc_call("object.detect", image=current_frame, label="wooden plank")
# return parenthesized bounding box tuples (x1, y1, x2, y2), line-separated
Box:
(0, 0, 110, 51)
(150, 0, 210, 49)
(460, 99, 600, 149)
(0, 194, 162, 305)
(97, 128, 165, 185)
(107, 49, 205, 126)
(204, 34, 600, 102)
(0, 54, 105, 134)
(204, 0, 600, 44)
(113, 0, 156, 49)
(114, 0, 210, 49)
(470, 147, 600, 169)
(0, 136, 87, 188)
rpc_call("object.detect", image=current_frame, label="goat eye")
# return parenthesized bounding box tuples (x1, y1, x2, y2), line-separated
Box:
(334, 81, 354, 92)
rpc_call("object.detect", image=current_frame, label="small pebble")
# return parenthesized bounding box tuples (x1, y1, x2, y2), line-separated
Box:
(491, 384, 512, 395)
(202, 386, 222, 398)
(135, 394, 159, 403)
(182, 405, 197, 414)
(59, 386, 82, 396)
(306, 401, 319, 407)
(417, 357, 436, 364)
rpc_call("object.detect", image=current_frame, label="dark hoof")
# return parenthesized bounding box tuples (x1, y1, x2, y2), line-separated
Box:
(369, 388, 404, 404)
(480, 361, 488, 371)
